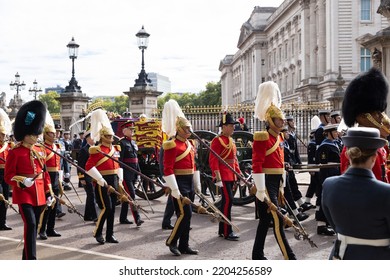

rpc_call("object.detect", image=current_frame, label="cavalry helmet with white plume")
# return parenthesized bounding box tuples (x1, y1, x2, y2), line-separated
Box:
(43, 110, 56, 134)
(162, 99, 191, 138)
(89, 108, 114, 143)
(0, 108, 12, 135)
(254, 81, 284, 129)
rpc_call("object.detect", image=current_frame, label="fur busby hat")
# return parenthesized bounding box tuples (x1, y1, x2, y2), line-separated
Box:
(342, 67, 388, 127)
(217, 112, 239, 127)
(14, 100, 46, 141)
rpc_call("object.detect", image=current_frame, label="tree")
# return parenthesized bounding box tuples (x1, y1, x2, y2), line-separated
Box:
(39, 91, 60, 113)
(157, 81, 221, 108)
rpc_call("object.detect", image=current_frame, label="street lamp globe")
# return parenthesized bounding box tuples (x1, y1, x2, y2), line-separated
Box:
(136, 25, 150, 50)
(67, 37, 79, 59)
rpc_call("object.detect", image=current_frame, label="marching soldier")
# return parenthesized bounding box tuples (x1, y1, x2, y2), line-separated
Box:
(38, 113, 63, 239)
(118, 120, 144, 226)
(209, 112, 241, 240)
(0, 108, 14, 230)
(251, 81, 296, 260)
(323, 127, 390, 259)
(314, 110, 331, 145)
(4, 100, 53, 260)
(340, 67, 390, 182)
(315, 124, 340, 236)
(162, 99, 199, 256)
(77, 128, 98, 222)
(85, 109, 121, 244)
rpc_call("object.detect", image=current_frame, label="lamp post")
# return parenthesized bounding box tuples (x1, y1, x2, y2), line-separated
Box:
(10, 72, 26, 101)
(134, 26, 152, 87)
(29, 79, 42, 100)
(65, 37, 81, 92)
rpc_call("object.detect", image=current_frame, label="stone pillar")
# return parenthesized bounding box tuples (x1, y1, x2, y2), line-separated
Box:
(302, 0, 311, 80)
(317, 0, 326, 77)
(309, 0, 317, 78)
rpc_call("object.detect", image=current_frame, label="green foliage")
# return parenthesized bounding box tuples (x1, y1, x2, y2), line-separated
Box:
(91, 95, 129, 115)
(39, 91, 60, 113)
(157, 81, 221, 108)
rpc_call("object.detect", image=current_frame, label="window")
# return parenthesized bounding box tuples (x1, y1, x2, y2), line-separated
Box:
(291, 38, 295, 55)
(361, 0, 371, 21)
(360, 48, 371, 72)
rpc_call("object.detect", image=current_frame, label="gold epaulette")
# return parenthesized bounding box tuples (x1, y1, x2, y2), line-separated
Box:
(89, 145, 101, 154)
(163, 139, 176, 150)
(254, 131, 269, 141)
(12, 142, 22, 149)
(9, 142, 15, 148)
(189, 139, 196, 146)
(114, 144, 121, 151)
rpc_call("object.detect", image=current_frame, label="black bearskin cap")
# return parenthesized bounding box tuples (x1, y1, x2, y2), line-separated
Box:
(342, 67, 388, 127)
(14, 100, 46, 141)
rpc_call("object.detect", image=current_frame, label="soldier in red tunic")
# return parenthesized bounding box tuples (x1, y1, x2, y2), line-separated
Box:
(5, 100, 53, 260)
(85, 109, 121, 245)
(38, 115, 63, 239)
(209, 112, 242, 240)
(251, 81, 296, 260)
(162, 99, 198, 256)
(0, 108, 14, 230)
(340, 67, 390, 182)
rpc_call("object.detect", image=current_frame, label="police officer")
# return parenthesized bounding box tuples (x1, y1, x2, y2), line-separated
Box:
(118, 120, 144, 226)
(323, 127, 390, 259)
(251, 81, 296, 260)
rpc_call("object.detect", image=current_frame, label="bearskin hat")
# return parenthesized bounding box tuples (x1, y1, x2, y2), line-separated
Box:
(342, 67, 388, 127)
(14, 100, 46, 141)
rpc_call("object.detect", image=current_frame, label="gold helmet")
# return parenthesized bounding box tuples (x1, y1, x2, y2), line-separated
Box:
(162, 99, 191, 138)
(254, 81, 284, 129)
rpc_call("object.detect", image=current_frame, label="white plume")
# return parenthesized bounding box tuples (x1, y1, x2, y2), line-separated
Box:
(0, 108, 12, 135)
(89, 108, 113, 143)
(310, 115, 321, 130)
(162, 99, 185, 138)
(254, 81, 281, 121)
(337, 118, 349, 133)
(45, 109, 55, 129)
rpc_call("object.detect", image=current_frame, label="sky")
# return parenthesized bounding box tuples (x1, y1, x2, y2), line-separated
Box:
(0, 0, 284, 103)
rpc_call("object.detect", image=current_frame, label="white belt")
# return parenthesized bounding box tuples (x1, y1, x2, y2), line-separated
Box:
(338, 233, 390, 259)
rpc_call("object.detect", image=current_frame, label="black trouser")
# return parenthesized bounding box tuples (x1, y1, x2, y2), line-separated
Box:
(252, 174, 296, 260)
(162, 195, 175, 227)
(39, 172, 60, 234)
(165, 175, 193, 251)
(94, 174, 118, 239)
(83, 177, 97, 221)
(19, 204, 45, 260)
(218, 181, 234, 237)
(0, 170, 10, 226)
(305, 172, 319, 198)
(120, 168, 139, 222)
(287, 171, 303, 201)
(283, 173, 297, 211)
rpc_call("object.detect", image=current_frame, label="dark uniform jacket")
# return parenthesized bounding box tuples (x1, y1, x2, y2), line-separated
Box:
(286, 132, 301, 164)
(323, 168, 390, 259)
(315, 139, 340, 184)
(119, 137, 139, 172)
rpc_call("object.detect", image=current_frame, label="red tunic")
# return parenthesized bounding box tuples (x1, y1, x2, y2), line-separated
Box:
(5, 143, 51, 206)
(209, 135, 240, 181)
(85, 144, 120, 175)
(340, 145, 389, 182)
(44, 142, 61, 172)
(0, 142, 13, 170)
(252, 130, 284, 174)
(163, 137, 195, 176)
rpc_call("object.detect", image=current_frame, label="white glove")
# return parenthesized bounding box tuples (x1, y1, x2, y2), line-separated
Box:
(46, 196, 55, 207)
(193, 171, 201, 193)
(117, 168, 124, 184)
(87, 167, 107, 186)
(58, 170, 64, 183)
(65, 172, 70, 179)
(215, 180, 223, 187)
(253, 173, 267, 202)
(280, 171, 286, 196)
(23, 178, 34, 188)
(163, 174, 181, 199)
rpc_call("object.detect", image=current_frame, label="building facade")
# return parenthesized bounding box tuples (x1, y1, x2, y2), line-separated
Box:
(148, 72, 172, 94)
(220, 0, 387, 110)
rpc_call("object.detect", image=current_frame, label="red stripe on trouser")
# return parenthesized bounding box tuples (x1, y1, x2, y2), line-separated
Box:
(123, 180, 137, 221)
(222, 182, 231, 236)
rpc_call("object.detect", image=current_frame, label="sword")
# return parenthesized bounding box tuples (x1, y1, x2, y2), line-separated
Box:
(0, 194, 19, 214)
